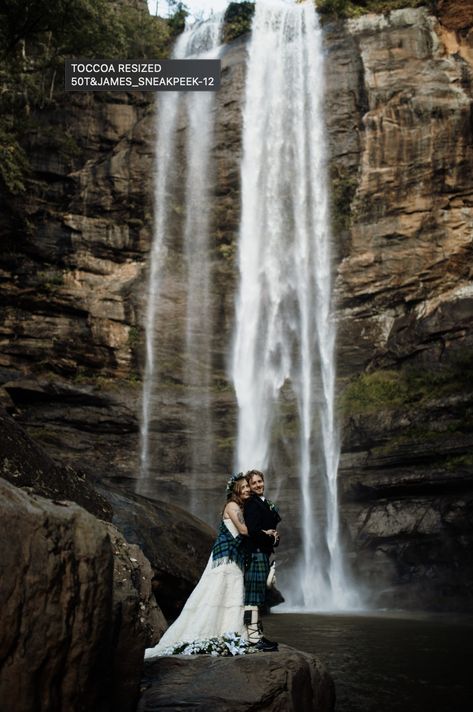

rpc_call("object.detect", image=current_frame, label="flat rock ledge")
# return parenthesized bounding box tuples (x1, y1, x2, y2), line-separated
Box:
(138, 645, 335, 712)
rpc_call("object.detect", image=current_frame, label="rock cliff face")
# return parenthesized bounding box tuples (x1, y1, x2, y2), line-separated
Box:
(325, 7, 473, 608)
(1, 6, 472, 609)
(331, 7, 473, 374)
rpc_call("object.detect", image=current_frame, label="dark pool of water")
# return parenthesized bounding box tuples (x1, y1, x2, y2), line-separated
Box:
(263, 611, 473, 712)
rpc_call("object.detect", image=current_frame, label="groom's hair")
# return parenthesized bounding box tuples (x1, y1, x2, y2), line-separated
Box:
(246, 469, 264, 482)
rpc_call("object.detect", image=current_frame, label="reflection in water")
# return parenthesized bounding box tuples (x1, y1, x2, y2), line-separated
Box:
(263, 612, 473, 712)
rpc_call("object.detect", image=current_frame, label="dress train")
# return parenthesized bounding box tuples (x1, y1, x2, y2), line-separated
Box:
(145, 518, 246, 658)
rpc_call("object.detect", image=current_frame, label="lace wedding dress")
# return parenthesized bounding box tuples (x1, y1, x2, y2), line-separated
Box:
(145, 518, 247, 658)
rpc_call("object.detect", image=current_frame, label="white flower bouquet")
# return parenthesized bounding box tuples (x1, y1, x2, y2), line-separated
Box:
(159, 631, 256, 657)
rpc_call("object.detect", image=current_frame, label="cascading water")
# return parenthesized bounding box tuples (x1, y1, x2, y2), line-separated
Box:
(138, 15, 224, 518)
(232, 0, 360, 610)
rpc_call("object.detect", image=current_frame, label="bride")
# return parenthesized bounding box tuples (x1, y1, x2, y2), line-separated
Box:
(145, 473, 251, 658)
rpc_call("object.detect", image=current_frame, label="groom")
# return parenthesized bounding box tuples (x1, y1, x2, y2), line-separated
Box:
(243, 469, 281, 652)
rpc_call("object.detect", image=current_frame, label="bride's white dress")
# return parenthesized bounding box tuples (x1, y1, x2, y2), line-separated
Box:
(145, 518, 247, 658)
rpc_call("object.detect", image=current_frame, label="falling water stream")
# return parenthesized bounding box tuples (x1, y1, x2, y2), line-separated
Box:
(232, 0, 360, 609)
(138, 15, 224, 517)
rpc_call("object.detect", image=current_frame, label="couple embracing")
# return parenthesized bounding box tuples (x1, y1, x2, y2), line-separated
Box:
(145, 469, 281, 658)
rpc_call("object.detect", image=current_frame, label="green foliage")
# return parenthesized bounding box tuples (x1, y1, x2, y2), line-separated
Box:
(0, 0, 175, 61)
(316, 0, 354, 17)
(166, 1, 189, 35)
(114, 6, 175, 59)
(223, 2, 255, 43)
(220, 1, 430, 42)
(315, 0, 428, 19)
(0, 0, 184, 206)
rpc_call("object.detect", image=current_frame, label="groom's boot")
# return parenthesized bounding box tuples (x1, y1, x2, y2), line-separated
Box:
(244, 606, 278, 652)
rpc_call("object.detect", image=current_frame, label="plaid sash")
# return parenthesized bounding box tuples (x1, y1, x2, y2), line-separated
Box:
(211, 521, 246, 571)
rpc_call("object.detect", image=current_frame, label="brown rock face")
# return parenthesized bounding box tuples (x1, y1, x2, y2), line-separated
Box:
(138, 645, 335, 712)
(0, 90, 153, 379)
(0, 479, 113, 711)
(0, 405, 112, 520)
(106, 522, 168, 708)
(331, 7, 473, 376)
(0, 87, 153, 481)
(0, 479, 163, 712)
(436, 0, 473, 32)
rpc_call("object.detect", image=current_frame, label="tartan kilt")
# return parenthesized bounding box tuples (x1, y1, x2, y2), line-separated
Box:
(244, 552, 270, 606)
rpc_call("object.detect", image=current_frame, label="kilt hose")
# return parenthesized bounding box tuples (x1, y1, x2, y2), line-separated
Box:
(244, 552, 270, 606)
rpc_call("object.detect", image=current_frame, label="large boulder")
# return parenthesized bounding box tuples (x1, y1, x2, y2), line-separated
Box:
(138, 645, 335, 712)
(105, 522, 168, 706)
(0, 479, 162, 712)
(0, 479, 113, 711)
(97, 484, 215, 619)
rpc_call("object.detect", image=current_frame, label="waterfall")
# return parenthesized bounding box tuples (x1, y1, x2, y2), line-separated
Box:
(232, 0, 360, 610)
(138, 15, 224, 518)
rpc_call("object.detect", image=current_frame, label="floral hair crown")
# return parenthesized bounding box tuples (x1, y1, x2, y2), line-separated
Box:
(226, 472, 245, 496)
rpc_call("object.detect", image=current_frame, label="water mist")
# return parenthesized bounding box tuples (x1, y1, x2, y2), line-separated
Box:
(232, 0, 360, 610)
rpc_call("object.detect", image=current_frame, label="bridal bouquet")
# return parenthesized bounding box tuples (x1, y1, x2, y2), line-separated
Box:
(159, 632, 255, 657)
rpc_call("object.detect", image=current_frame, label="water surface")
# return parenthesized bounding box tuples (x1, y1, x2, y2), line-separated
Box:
(263, 612, 473, 712)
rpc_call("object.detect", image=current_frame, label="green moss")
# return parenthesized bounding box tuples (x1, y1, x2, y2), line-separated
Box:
(218, 242, 236, 262)
(36, 269, 65, 291)
(330, 166, 358, 235)
(404, 352, 473, 399)
(72, 366, 96, 384)
(340, 370, 406, 414)
(215, 435, 236, 451)
(444, 455, 473, 472)
(29, 427, 63, 444)
(212, 378, 233, 393)
(128, 326, 140, 348)
(127, 371, 142, 385)
(340, 354, 473, 416)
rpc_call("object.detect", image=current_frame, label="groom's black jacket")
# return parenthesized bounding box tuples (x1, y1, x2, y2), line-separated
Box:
(244, 494, 281, 556)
